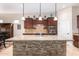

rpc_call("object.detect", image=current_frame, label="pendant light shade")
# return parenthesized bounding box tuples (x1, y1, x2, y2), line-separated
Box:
(22, 16, 25, 20)
(54, 17, 57, 21)
(54, 3, 57, 21)
(38, 3, 42, 21)
(21, 3, 25, 20)
(39, 16, 42, 20)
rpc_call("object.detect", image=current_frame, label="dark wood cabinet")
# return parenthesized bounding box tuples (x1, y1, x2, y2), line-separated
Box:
(0, 23, 13, 38)
(34, 19, 43, 24)
(43, 19, 47, 28)
(73, 35, 79, 48)
(47, 17, 57, 26)
(33, 20, 37, 25)
(24, 18, 33, 29)
(47, 17, 57, 35)
(33, 18, 47, 25)
(24, 18, 48, 29)
(24, 17, 57, 35)
(77, 15, 79, 28)
(43, 20, 47, 25)
(73, 15, 79, 48)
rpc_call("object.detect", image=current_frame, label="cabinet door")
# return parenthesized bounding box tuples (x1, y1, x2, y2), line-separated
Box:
(0, 23, 13, 38)
(47, 17, 57, 26)
(77, 15, 79, 28)
(24, 18, 33, 29)
(73, 35, 79, 41)
(73, 35, 79, 48)
(43, 20, 47, 25)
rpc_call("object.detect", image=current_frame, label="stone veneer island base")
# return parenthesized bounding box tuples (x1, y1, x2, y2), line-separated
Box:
(7, 35, 66, 56)
(13, 40, 66, 56)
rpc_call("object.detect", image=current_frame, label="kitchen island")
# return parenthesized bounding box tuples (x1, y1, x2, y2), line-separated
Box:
(7, 35, 66, 56)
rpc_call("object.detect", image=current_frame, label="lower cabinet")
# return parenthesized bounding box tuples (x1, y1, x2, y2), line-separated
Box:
(73, 35, 79, 48)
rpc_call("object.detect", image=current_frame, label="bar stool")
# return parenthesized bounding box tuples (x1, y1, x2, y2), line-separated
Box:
(0, 34, 6, 48)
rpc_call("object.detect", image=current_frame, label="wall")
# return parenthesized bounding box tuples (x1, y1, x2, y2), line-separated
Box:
(57, 7, 73, 40)
(72, 6, 79, 33)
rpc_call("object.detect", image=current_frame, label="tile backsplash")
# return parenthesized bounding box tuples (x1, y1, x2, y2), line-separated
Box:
(25, 29, 47, 33)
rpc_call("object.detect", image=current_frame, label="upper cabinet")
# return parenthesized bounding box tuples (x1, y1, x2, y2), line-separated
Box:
(24, 17, 57, 28)
(24, 18, 47, 29)
(24, 17, 57, 35)
(47, 17, 57, 26)
(24, 18, 33, 29)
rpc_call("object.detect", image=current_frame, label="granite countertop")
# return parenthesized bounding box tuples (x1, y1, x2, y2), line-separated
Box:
(7, 35, 66, 41)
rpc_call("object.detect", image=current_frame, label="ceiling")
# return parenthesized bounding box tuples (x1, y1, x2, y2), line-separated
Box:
(0, 3, 79, 14)
(0, 3, 79, 20)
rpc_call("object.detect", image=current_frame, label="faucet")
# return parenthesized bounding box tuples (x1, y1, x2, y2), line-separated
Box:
(39, 32, 43, 38)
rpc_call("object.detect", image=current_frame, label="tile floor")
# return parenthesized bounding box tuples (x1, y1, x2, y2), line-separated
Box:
(0, 42, 13, 56)
(67, 41, 79, 56)
(0, 41, 79, 56)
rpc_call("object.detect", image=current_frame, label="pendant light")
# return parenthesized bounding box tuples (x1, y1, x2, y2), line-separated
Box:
(54, 3, 57, 21)
(21, 3, 25, 20)
(39, 3, 42, 21)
